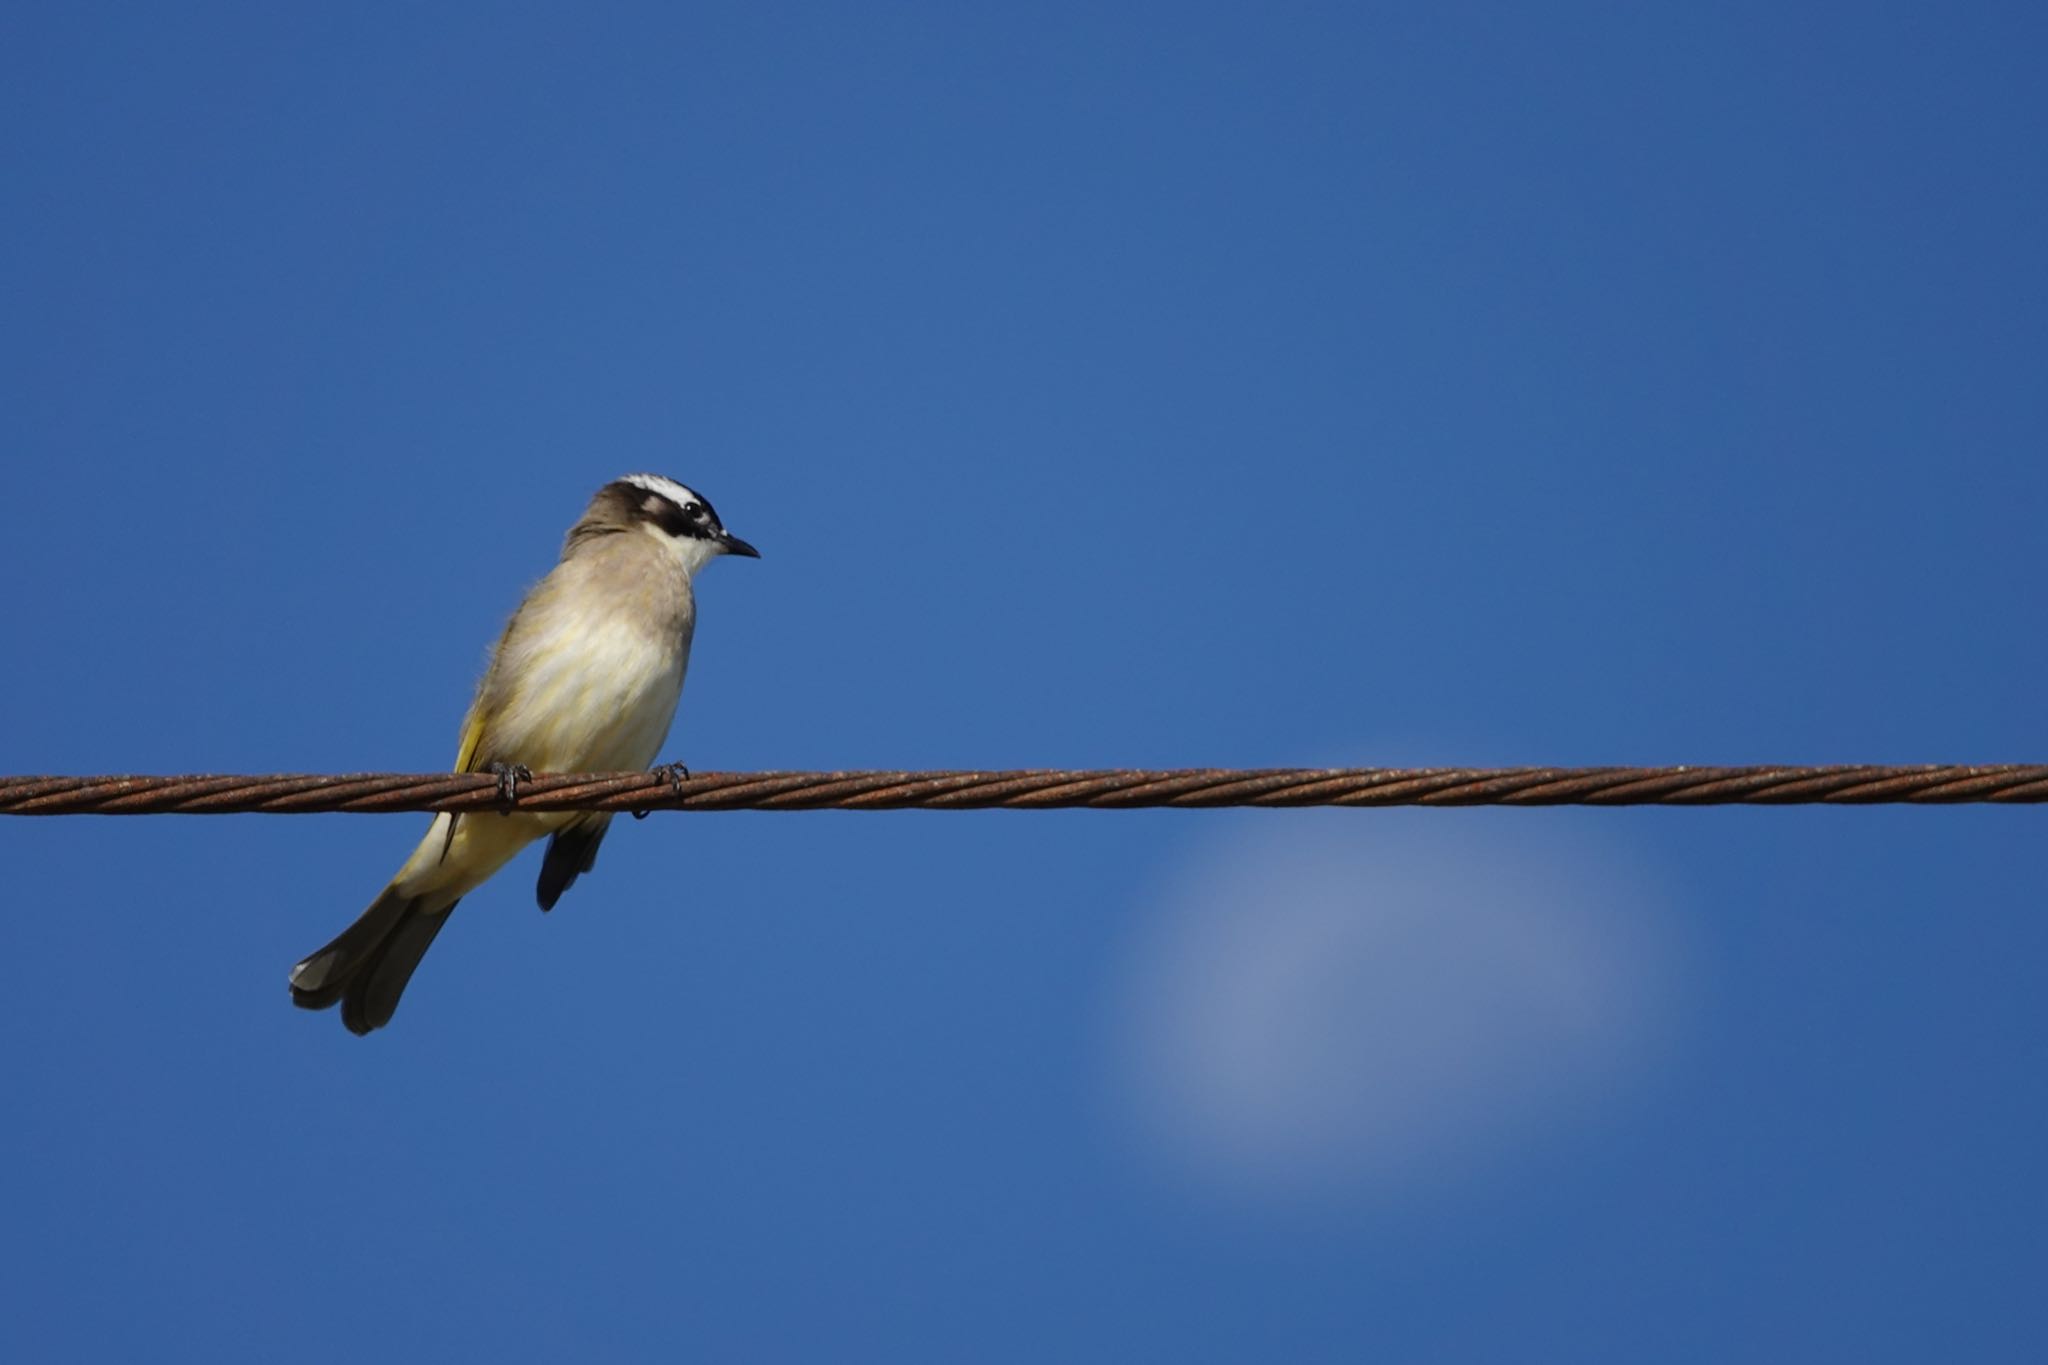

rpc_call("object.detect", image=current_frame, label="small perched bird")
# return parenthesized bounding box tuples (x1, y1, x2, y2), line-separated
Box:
(289, 474, 758, 1034)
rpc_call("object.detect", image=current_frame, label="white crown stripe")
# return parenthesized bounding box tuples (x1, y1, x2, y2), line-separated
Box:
(621, 473, 701, 509)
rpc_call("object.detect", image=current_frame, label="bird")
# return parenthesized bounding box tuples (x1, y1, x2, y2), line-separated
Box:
(288, 474, 759, 1034)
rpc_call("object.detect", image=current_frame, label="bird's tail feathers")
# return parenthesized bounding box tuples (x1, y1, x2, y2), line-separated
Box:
(289, 882, 462, 1035)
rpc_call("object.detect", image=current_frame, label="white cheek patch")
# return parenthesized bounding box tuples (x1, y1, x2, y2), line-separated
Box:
(638, 517, 721, 575)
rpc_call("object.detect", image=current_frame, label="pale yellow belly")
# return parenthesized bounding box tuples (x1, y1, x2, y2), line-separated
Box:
(392, 616, 688, 899)
(490, 615, 688, 773)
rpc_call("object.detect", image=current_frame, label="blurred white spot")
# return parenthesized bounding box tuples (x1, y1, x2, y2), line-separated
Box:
(1110, 813, 1685, 1200)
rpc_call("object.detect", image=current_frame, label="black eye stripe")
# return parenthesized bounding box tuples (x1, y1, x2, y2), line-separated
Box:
(637, 494, 718, 539)
(599, 477, 722, 539)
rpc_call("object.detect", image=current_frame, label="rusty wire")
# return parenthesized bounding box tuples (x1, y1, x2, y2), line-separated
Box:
(3, 765, 2048, 815)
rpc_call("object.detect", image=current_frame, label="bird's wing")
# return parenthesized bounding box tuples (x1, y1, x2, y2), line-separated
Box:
(453, 597, 538, 773)
(454, 702, 491, 773)
(437, 612, 524, 862)
(435, 703, 494, 864)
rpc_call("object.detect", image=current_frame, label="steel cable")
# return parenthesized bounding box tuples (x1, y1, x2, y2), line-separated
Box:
(4, 765, 2048, 814)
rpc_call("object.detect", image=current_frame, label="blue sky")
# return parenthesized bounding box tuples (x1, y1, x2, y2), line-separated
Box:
(5, 2, 2046, 1360)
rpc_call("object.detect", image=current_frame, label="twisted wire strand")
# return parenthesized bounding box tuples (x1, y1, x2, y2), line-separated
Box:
(4, 765, 2048, 815)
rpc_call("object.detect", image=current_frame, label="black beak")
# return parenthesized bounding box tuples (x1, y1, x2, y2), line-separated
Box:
(720, 532, 760, 559)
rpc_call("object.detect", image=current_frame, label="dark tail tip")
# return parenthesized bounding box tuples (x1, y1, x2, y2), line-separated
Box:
(289, 958, 353, 1012)
(337, 905, 455, 1035)
(290, 888, 458, 1035)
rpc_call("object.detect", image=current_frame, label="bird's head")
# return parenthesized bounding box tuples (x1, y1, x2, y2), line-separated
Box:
(572, 473, 760, 574)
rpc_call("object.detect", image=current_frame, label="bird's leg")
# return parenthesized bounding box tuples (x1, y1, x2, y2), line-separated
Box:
(485, 761, 534, 812)
(634, 761, 691, 820)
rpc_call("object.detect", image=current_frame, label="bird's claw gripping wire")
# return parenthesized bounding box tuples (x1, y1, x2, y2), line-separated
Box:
(634, 762, 691, 819)
(485, 762, 534, 812)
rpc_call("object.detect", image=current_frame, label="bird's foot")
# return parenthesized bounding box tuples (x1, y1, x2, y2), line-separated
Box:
(634, 761, 691, 819)
(486, 761, 534, 811)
